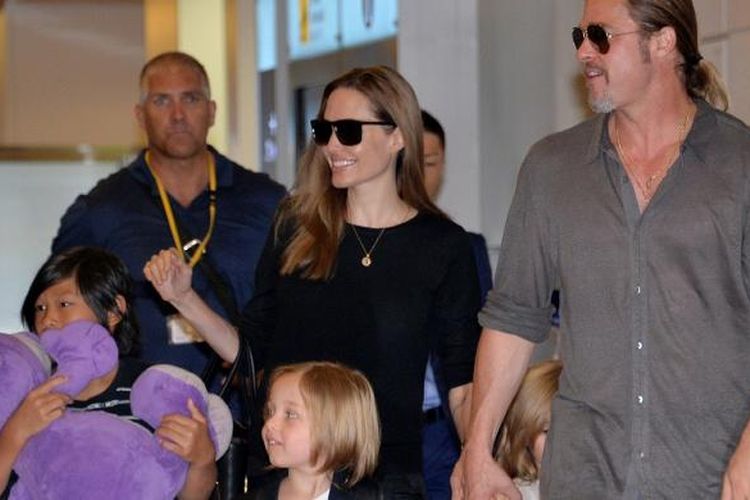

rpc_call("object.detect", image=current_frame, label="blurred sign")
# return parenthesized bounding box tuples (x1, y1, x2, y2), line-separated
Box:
(256, 0, 399, 71)
(288, 0, 339, 60)
(340, 0, 398, 47)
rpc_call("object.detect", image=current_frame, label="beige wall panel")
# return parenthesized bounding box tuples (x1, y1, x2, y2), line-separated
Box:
(5, 0, 144, 147)
(729, 0, 750, 31)
(694, 0, 725, 37)
(144, 0, 177, 59)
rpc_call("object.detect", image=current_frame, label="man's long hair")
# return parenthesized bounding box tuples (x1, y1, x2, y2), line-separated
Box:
(626, 0, 729, 110)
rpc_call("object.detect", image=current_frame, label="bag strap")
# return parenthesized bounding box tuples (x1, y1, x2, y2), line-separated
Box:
(168, 207, 257, 408)
(139, 167, 257, 424)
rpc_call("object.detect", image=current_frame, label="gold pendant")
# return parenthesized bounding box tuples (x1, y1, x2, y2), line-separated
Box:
(361, 255, 372, 267)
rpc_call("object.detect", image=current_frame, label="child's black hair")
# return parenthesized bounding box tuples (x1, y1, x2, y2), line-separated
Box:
(21, 246, 140, 356)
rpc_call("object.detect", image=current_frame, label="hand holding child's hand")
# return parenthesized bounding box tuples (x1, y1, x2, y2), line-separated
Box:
(156, 398, 216, 467)
(6, 376, 70, 443)
(144, 249, 193, 304)
(451, 445, 520, 500)
(722, 424, 750, 500)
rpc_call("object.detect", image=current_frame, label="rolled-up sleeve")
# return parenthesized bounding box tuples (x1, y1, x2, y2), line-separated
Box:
(479, 144, 557, 343)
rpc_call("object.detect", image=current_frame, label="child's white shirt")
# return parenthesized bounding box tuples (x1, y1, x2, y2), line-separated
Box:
(312, 489, 330, 500)
(514, 478, 540, 500)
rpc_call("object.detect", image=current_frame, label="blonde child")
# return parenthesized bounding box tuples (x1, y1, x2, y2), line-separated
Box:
(249, 362, 381, 500)
(495, 360, 562, 500)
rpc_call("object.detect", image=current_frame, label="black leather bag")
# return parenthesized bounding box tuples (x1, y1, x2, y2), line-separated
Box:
(204, 335, 257, 500)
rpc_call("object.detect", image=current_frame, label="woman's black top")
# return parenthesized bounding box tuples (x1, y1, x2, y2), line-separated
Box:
(241, 212, 481, 475)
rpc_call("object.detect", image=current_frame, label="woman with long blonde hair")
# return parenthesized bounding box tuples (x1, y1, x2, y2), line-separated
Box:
(145, 66, 481, 497)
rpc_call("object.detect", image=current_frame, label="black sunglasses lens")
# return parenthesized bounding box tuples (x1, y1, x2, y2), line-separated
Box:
(572, 25, 610, 53)
(334, 121, 363, 146)
(311, 120, 332, 145)
(587, 25, 610, 53)
(572, 27, 584, 49)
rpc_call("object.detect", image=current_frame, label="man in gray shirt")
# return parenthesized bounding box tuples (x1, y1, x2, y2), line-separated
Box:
(453, 0, 750, 498)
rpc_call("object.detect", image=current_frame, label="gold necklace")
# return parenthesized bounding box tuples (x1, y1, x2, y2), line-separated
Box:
(614, 109, 691, 203)
(350, 225, 386, 267)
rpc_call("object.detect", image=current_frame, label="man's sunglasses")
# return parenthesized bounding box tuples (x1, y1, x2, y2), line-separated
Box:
(572, 24, 640, 54)
(310, 119, 395, 146)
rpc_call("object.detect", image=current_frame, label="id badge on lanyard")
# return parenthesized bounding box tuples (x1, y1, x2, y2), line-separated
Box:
(166, 313, 204, 345)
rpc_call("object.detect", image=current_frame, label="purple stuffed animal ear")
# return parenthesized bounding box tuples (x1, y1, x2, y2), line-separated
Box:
(132, 365, 233, 458)
(39, 320, 119, 397)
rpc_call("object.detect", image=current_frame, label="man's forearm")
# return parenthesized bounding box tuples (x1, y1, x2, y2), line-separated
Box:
(463, 328, 535, 452)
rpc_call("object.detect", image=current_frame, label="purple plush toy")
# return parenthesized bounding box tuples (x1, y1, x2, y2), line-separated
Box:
(0, 321, 232, 500)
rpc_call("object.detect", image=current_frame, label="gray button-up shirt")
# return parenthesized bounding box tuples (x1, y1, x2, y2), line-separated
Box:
(480, 99, 750, 499)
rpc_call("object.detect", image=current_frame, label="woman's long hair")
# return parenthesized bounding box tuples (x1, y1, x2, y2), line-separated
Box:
(279, 66, 444, 280)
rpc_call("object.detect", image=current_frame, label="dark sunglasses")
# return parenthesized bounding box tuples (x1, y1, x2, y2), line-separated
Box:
(310, 119, 395, 146)
(572, 24, 640, 54)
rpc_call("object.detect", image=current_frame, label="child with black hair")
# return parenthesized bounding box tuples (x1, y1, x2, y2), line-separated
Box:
(0, 247, 217, 500)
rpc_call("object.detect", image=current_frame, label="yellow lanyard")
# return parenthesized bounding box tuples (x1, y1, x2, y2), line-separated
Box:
(145, 151, 217, 268)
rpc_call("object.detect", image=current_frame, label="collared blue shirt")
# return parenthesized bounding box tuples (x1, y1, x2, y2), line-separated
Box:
(53, 147, 286, 374)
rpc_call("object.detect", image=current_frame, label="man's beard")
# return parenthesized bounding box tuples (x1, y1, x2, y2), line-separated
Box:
(589, 92, 615, 114)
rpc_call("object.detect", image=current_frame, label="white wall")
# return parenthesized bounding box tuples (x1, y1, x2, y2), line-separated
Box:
(398, 0, 482, 233)
(399, 0, 583, 259)
(399, 0, 750, 265)
(0, 162, 118, 332)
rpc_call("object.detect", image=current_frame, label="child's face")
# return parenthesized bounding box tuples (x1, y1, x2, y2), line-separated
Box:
(262, 372, 314, 471)
(33, 277, 99, 334)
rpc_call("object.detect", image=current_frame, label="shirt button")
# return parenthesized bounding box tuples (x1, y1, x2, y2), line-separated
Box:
(639, 452, 645, 459)
(637, 341, 643, 350)
(637, 395, 644, 404)
(635, 285, 642, 295)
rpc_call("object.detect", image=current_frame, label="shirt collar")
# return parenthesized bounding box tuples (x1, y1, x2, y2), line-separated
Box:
(588, 98, 714, 165)
(683, 98, 714, 165)
(130, 145, 234, 194)
(585, 112, 609, 164)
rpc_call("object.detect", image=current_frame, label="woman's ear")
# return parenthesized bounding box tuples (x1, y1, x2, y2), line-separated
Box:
(106, 294, 127, 331)
(389, 127, 405, 154)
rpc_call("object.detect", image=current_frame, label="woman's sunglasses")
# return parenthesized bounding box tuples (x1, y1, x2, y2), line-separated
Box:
(572, 24, 640, 54)
(310, 119, 395, 146)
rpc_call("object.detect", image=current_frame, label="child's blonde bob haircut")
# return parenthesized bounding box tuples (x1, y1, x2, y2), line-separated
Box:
(267, 361, 381, 486)
(496, 359, 562, 482)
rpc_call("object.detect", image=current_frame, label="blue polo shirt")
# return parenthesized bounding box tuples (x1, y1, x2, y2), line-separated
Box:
(52, 147, 286, 375)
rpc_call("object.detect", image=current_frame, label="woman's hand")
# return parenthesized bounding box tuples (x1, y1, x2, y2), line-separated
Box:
(451, 443, 520, 500)
(144, 248, 193, 305)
